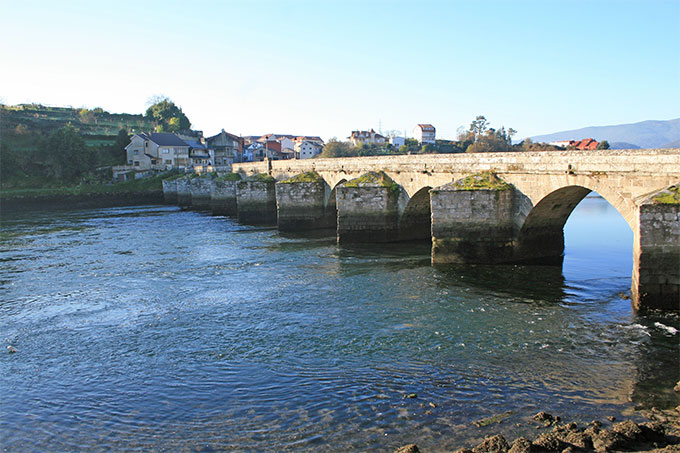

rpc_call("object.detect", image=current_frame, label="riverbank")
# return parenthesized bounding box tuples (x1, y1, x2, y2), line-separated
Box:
(0, 174, 167, 212)
(395, 387, 680, 452)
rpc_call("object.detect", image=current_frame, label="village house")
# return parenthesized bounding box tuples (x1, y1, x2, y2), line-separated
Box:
(295, 140, 323, 159)
(207, 129, 243, 165)
(124, 132, 191, 171)
(390, 136, 406, 147)
(548, 138, 600, 150)
(413, 124, 436, 144)
(349, 129, 387, 146)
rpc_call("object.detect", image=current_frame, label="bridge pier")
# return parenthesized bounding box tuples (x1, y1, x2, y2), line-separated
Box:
(275, 173, 335, 231)
(632, 187, 680, 311)
(336, 172, 400, 243)
(211, 175, 240, 216)
(430, 173, 517, 263)
(176, 177, 192, 207)
(162, 178, 178, 204)
(236, 175, 277, 225)
(189, 176, 212, 210)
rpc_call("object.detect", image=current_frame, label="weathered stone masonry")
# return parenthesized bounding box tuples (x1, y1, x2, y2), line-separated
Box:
(275, 177, 335, 231)
(211, 178, 239, 216)
(206, 149, 680, 311)
(236, 178, 277, 225)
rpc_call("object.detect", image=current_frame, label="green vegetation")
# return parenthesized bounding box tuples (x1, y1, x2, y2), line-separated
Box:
(652, 185, 680, 204)
(279, 171, 323, 184)
(458, 115, 516, 153)
(344, 171, 399, 193)
(450, 171, 511, 191)
(597, 140, 610, 150)
(242, 173, 276, 183)
(217, 172, 242, 181)
(0, 172, 169, 201)
(144, 96, 191, 132)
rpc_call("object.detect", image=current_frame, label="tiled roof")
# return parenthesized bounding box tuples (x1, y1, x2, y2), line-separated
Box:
(141, 132, 190, 147)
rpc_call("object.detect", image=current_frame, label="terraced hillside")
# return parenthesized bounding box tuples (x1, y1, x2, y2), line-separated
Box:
(1, 104, 157, 147)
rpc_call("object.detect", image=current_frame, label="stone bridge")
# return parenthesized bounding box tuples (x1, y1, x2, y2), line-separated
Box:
(168, 149, 680, 311)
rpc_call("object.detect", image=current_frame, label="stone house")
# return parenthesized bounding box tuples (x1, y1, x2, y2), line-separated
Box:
(207, 129, 243, 166)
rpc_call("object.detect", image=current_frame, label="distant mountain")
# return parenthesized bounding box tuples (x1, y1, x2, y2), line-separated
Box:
(609, 142, 641, 150)
(530, 118, 680, 149)
(661, 139, 680, 148)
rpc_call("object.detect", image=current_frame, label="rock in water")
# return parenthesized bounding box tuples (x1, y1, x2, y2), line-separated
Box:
(394, 444, 419, 453)
(472, 434, 509, 453)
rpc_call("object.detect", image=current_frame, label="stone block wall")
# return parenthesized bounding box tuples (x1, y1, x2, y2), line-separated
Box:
(336, 185, 399, 242)
(162, 179, 178, 204)
(189, 178, 212, 210)
(175, 178, 192, 207)
(430, 185, 516, 264)
(211, 180, 239, 216)
(275, 181, 335, 231)
(236, 180, 277, 225)
(633, 202, 680, 311)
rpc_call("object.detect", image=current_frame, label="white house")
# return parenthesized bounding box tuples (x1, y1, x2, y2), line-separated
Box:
(390, 136, 406, 147)
(413, 124, 436, 144)
(349, 129, 387, 146)
(295, 140, 323, 159)
(124, 132, 191, 171)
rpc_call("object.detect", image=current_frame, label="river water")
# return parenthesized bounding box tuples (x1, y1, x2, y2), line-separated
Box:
(1, 196, 678, 451)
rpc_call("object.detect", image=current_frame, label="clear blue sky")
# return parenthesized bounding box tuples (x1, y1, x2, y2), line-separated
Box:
(1, 0, 678, 140)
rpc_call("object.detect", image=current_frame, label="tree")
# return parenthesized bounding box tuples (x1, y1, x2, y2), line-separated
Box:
(320, 138, 354, 158)
(597, 140, 610, 150)
(39, 125, 93, 181)
(109, 128, 130, 164)
(145, 96, 191, 132)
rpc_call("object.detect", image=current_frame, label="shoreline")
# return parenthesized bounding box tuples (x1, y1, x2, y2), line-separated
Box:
(0, 190, 165, 213)
(395, 391, 680, 453)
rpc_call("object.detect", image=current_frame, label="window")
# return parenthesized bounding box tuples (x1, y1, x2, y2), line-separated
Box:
(165, 159, 172, 165)
(134, 150, 139, 155)
(134, 161, 140, 166)
(162, 148, 169, 154)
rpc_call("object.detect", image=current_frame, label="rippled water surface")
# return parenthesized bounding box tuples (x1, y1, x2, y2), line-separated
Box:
(1, 197, 678, 451)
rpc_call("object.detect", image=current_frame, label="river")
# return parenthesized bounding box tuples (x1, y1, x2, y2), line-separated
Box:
(1, 196, 678, 451)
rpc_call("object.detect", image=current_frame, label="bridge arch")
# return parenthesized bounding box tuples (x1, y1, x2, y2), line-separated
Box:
(398, 186, 432, 241)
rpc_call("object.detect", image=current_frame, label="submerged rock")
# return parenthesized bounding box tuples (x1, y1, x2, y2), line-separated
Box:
(394, 444, 420, 453)
(532, 411, 554, 423)
(508, 437, 532, 453)
(472, 434, 509, 453)
(532, 432, 568, 451)
(591, 428, 628, 452)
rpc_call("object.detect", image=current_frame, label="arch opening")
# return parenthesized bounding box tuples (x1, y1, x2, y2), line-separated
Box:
(323, 179, 346, 229)
(398, 186, 432, 241)
(516, 185, 634, 270)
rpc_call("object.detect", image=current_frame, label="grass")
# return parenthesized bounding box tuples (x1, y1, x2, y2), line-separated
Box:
(344, 171, 396, 189)
(449, 171, 511, 191)
(279, 171, 323, 184)
(652, 185, 680, 204)
(217, 172, 242, 182)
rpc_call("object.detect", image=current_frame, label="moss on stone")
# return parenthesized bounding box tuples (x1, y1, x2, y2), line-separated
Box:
(217, 172, 242, 182)
(237, 173, 276, 188)
(652, 185, 680, 204)
(344, 171, 398, 190)
(279, 171, 323, 184)
(451, 171, 511, 191)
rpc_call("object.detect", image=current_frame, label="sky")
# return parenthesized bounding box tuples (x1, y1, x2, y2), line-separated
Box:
(1, 0, 679, 141)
